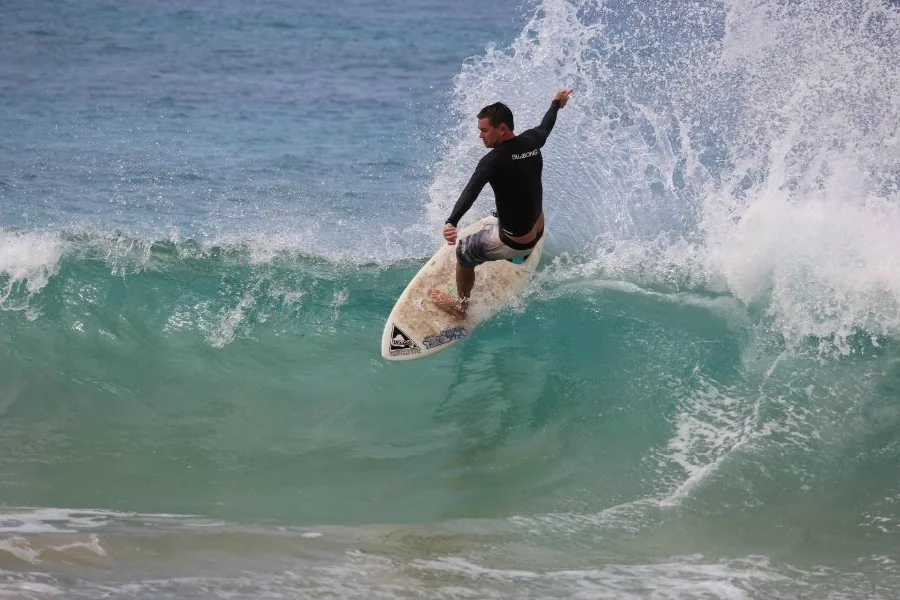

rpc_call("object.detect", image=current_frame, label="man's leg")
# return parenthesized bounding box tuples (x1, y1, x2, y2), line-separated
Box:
(429, 227, 489, 319)
(429, 263, 473, 320)
(456, 264, 475, 303)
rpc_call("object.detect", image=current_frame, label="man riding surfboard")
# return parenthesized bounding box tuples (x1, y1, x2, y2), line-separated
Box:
(429, 89, 572, 318)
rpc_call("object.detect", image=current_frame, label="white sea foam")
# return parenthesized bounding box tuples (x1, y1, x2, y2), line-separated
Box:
(0, 507, 197, 534)
(411, 554, 784, 600)
(0, 229, 65, 314)
(428, 0, 900, 349)
(658, 371, 769, 507)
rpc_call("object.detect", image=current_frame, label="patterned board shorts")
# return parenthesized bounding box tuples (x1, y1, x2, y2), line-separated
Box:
(456, 223, 533, 269)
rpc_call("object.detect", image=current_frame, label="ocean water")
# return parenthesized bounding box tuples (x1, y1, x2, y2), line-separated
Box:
(2, 0, 900, 597)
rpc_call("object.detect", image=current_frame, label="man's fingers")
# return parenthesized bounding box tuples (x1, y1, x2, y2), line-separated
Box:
(443, 225, 457, 244)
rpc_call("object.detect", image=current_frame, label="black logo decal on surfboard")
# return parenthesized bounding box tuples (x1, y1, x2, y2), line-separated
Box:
(389, 325, 421, 356)
(422, 326, 467, 349)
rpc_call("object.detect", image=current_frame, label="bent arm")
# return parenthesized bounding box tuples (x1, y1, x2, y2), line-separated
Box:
(446, 156, 492, 226)
(527, 100, 561, 147)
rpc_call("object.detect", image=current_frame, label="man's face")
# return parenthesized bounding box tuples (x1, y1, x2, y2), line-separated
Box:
(478, 118, 508, 148)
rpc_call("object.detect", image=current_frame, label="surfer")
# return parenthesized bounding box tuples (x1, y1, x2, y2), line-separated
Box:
(429, 89, 572, 319)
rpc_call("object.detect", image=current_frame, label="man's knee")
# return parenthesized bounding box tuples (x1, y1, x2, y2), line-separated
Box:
(456, 239, 482, 269)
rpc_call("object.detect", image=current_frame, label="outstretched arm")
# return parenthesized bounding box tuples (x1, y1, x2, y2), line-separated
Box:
(443, 155, 493, 244)
(528, 89, 572, 147)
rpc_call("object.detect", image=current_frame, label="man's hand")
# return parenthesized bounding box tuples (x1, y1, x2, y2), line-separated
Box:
(553, 89, 572, 108)
(443, 223, 458, 245)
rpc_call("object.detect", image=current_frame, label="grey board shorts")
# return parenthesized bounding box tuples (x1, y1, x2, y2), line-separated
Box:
(456, 223, 533, 269)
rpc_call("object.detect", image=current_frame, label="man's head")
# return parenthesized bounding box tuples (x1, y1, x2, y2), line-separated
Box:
(477, 102, 515, 148)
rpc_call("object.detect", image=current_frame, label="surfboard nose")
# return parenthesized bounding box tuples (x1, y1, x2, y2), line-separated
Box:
(380, 215, 545, 361)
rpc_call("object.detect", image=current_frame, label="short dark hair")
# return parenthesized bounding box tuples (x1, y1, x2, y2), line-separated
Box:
(477, 102, 514, 131)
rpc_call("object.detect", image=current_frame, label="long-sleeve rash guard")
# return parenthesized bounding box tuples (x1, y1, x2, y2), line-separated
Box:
(446, 99, 560, 237)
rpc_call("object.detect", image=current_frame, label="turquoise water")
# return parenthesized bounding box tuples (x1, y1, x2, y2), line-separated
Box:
(2, 0, 900, 598)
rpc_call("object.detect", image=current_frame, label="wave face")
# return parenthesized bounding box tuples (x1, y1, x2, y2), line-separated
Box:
(2, 0, 900, 597)
(1, 230, 899, 597)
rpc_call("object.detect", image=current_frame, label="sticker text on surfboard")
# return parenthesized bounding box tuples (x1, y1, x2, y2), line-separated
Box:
(422, 326, 467, 349)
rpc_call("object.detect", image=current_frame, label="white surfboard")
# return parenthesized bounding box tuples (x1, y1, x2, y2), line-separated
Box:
(381, 215, 545, 361)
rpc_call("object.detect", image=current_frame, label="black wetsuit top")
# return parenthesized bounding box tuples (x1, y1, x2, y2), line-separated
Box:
(446, 100, 560, 241)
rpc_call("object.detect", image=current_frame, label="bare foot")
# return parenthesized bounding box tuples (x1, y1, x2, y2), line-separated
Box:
(428, 289, 468, 319)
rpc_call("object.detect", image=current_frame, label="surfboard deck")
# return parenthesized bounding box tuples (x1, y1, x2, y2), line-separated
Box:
(381, 215, 545, 361)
